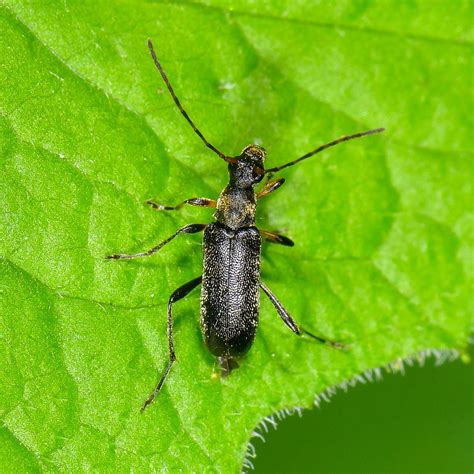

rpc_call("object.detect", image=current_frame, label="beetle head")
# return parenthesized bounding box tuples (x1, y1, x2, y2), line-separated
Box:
(228, 144, 266, 187)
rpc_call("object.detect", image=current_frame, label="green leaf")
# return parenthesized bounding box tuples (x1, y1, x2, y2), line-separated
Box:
(1, 1, 472, 471)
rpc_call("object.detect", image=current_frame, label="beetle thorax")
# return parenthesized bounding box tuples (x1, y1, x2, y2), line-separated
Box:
(214, 185, 257, 229)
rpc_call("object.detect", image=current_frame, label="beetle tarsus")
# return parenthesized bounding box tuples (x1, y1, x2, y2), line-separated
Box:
(301, 328, 349, 351)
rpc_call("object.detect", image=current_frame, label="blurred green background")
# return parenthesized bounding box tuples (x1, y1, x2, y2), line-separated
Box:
(255, 346, 473, 473)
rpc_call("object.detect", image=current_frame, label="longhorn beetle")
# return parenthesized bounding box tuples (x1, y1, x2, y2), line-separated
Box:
(106, 40, 385, 411)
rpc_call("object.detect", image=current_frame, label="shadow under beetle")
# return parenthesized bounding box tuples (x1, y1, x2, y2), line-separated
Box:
(106, 39, 385, 411)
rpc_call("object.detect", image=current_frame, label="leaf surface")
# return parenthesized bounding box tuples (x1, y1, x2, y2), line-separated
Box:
(1, 1, 472, 471)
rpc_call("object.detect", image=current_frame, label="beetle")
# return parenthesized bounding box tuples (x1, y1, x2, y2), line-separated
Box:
(106, 39, 384, 410)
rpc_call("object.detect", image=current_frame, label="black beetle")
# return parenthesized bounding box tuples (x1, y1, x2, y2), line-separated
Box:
(107, 40, 384, 410)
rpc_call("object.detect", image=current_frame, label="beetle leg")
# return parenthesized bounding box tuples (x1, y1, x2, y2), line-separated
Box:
(256, 178, 285, 199)
(142, 275, 202, 411)
(106, 223, 206, 260)
(218, 356, 240, 376)
(260, 282, 347, 349)
(146, 197, 217, 211)
(260, 230, 294, 247)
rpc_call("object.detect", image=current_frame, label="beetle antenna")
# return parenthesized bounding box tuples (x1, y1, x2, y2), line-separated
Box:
(265, 127, 385, 173)
(148, 39, 231, 163)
